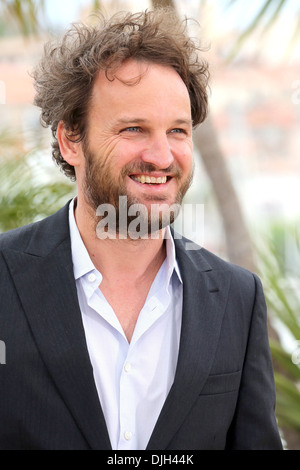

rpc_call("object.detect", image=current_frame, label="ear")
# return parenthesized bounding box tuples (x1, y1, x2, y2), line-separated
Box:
(56, 121, 83, 167)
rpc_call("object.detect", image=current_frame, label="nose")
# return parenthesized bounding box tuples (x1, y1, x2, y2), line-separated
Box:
(141, 133, 174, 169)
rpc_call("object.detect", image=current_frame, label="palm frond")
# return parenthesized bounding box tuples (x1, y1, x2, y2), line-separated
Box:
(226, 0, 299, 60)
(0, 148, 75, 232)
(270, 339, 300, 381)
(258, 234, 300, 440)
(0, 0, 44, 35)
(274, 373, 300, 431)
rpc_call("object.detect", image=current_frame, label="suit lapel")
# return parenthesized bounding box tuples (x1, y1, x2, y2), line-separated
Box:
(147, 238, 232, 450)
(3, 205, 111, 450)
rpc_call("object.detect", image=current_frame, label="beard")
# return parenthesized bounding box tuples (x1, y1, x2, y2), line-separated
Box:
(82, 141, 194, 238)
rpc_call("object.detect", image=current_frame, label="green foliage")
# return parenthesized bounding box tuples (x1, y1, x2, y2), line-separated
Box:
(0, 0, 103, 37)
(0, 0, 45, 36)
(0, 132, 75, 232)
(226, 0, 300, 60)
(259, 237, 300, 436)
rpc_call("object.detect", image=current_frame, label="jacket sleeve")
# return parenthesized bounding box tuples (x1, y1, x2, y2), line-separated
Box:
(226, 273, 283, 449)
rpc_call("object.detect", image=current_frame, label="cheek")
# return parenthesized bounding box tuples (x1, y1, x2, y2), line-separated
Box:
(173, 142, 193, 172)
(87, 133, 123, 164)
(111, 141, 144, 169)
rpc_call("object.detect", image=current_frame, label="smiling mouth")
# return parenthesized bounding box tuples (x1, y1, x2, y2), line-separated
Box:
(130, 174, 169, 184)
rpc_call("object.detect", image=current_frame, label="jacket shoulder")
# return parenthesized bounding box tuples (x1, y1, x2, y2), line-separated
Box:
(199, 245, 254, 275)
(174, 233, 259, 291)
(200, 246, 261, 290)
(0, 222, 37, 251)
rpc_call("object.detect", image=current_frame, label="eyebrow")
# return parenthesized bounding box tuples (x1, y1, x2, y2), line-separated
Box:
(115, 117, 193, 127)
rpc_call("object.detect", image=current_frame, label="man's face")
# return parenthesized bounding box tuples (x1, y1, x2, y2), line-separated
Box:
(81, 59, 194, 235)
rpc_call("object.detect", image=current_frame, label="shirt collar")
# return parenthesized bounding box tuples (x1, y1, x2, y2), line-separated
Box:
(164, 226, 182, 285)
(69, 198, 96, 280)
(68, 198, 182, 284)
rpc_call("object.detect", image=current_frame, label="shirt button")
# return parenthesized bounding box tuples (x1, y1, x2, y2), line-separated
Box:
(124, 362, 131, 373)
(124, 431, 132, 441)
(87, 273, 96, 283)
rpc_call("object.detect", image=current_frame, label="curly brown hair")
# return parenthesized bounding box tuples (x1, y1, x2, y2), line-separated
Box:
(32, 8, 210, 180)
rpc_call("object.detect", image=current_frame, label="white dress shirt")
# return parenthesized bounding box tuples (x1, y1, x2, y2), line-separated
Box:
(68, 199, 183, 450)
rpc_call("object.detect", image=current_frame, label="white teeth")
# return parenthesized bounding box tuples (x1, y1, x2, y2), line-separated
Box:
(131, 175, 167, 184)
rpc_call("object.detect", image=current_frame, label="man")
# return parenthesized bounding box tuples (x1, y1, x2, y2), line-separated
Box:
(0, 9, 282, 450)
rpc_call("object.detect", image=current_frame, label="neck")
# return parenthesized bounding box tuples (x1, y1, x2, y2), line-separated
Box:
(74, 196, 167, 281)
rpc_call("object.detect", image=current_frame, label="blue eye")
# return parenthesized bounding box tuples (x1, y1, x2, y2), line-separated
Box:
(124, 127, 140, 132)
(171, 128, 186, 134)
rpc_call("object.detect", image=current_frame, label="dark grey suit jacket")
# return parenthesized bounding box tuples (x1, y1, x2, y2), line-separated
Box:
(0, 202, 282, 449)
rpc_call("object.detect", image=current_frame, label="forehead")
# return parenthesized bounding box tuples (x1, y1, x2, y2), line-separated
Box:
(90, 59, 191, 117)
